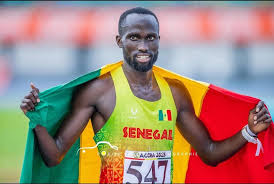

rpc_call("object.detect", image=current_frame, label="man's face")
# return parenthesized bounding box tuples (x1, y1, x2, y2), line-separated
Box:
(117, 13, 160, 72)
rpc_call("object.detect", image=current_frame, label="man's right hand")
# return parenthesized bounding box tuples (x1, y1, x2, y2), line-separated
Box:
(20, 82, 40, 114)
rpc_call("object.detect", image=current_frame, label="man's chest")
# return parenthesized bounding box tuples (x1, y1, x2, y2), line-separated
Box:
(95, 85, 164, 122)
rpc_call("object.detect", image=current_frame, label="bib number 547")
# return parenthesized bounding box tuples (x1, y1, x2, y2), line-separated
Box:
(123, 159, 170, 184)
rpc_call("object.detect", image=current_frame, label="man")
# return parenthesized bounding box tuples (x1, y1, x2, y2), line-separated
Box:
(20, 7, 272, 183)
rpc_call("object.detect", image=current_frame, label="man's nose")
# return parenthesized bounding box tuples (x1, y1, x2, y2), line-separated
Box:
(138, 41, 148, 52)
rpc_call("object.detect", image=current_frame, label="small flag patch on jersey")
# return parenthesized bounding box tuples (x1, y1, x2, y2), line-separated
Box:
(159, 110, 172, 121)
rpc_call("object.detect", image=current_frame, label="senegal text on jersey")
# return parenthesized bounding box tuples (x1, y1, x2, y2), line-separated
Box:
(123, 127, 173, 140)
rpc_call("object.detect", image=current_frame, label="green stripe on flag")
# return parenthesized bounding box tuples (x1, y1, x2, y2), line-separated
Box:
(159, 110, 163, 121)
(21, 68, 102, 183)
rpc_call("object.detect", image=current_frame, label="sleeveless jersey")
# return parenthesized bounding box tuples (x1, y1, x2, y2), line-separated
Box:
(93, 65, 177, 183)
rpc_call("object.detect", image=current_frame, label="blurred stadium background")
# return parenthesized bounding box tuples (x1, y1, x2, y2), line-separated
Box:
(0, 1, 274, 182)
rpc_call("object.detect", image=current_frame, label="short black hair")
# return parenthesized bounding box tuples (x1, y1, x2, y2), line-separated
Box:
(118, 7, 159, 35)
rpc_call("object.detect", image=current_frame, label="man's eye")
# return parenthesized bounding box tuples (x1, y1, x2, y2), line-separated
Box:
(147, 36, 155, 41)
(130, 36, 138, 40)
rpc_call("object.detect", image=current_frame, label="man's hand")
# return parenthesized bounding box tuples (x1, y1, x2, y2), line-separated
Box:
(248, 101, 272, 135)
(20, 82, 40, 114)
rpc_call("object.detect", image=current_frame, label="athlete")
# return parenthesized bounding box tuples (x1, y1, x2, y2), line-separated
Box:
(20, 7, 272, 183)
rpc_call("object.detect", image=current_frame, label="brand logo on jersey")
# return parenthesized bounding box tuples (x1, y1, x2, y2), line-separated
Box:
(159, 110, 172, 121)
(131, 108, 138, 115)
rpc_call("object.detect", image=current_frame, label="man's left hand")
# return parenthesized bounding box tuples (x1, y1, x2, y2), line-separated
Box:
(248, 101, 272, 135)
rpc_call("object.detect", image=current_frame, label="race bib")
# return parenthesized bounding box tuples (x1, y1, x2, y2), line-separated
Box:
(123, 150, 171, 184)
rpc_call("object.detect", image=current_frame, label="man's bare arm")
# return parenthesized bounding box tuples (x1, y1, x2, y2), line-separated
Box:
(34, 85, 95, 167)
(177, 105, 247, 166)
(20, 80, 106, 167)
(168, 79, 272, 166)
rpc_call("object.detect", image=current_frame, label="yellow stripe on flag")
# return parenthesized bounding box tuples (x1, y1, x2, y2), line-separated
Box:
(100, 61, 123, 76)
(79, 121, 101, 183)
(163, 110, 168, 121)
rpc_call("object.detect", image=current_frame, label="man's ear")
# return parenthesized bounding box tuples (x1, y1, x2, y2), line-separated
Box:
(116, 35, 123, 48)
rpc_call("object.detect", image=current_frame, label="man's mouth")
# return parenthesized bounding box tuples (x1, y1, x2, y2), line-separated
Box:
(135, 55, 151, 63)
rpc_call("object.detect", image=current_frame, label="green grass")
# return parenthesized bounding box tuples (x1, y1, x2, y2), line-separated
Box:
(0, 108, 29, 183)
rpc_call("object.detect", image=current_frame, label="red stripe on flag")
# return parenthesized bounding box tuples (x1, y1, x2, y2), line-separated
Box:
(185, 84, 274, 183)
(167, 110, 172, 121)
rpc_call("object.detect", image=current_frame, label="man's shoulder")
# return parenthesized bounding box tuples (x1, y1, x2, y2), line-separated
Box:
(86, 72, 113, 90)
(164, 77, 187, 94)
(73, 72, 114, 102)
(164, 77, 193, 110)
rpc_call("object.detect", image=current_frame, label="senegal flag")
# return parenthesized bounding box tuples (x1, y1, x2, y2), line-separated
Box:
(158, 110, 172, 121)
(20, 61, 274, 183)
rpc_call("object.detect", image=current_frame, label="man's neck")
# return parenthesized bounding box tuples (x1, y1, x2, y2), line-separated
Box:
(122, 61, 153, 86)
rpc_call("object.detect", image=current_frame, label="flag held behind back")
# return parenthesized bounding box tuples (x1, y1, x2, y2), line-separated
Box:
(20, 61, 274, 183)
